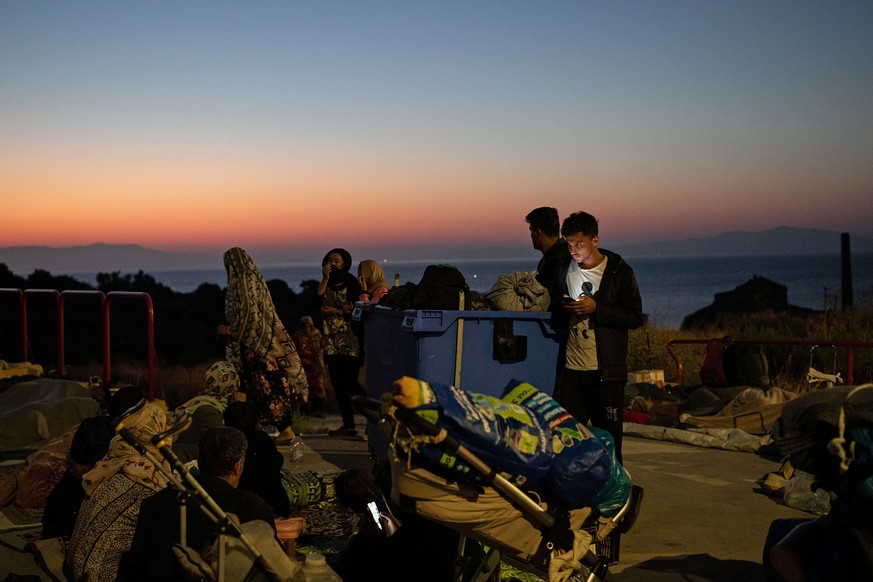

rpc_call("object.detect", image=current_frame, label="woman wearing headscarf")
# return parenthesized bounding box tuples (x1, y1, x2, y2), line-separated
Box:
(357, 259, 391, 303)
(65, 402, 170, 582)
(292, 315, 328, 417)
(170, 361, 240, 463)
(223, 247, 309, 444)
(318, 247, 364, 436)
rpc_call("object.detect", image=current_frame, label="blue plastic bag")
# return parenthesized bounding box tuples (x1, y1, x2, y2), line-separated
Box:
(502, 380, 612, 508)
(406, 380, 553, 488)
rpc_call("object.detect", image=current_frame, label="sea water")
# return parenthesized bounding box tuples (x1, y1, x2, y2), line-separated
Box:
(70, 253, 873, 329)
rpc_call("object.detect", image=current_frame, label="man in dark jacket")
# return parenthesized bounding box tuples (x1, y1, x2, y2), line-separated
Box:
(554, 211, 643, 463)
(118, 427, 276, 581)
(526, 206, 571, 318)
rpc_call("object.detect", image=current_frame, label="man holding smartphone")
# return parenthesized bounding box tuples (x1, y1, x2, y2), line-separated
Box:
(554, 211, 643, 463)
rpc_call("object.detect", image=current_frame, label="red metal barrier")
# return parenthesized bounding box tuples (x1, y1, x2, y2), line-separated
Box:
(104, 291, 156, 401)
(666, 337, 873, 386)
(0, 288, 26, 361)
(1, 287, 156, 400)
(59, 290, 106, 378)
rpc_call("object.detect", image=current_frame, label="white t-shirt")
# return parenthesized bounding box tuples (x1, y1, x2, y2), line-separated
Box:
(565, 257, 607, 371)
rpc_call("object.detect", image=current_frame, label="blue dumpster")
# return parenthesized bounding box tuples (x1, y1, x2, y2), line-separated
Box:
(353, 303, 561, 399)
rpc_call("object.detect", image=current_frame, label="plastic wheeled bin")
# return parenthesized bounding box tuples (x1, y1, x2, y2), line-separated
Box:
(353, 303, 561, 398)
(352, 303, 562, 458)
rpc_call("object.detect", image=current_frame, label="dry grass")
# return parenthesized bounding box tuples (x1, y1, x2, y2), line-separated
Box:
(628, 305, 873, 389)
(62, 306, 873, 403)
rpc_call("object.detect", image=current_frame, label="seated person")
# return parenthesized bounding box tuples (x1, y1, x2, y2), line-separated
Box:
(0, 386, 141, 516)
(223, 400, 292, 517)
(332, 465, 459, 582)
(41, 386, 143, 539)
(65, 401, 170, 582)
(171, 361, 239, 463)
(118, 426, 276, 582)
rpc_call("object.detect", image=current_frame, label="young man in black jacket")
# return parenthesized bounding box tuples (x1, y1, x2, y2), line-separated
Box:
(554, 211, 644, 463)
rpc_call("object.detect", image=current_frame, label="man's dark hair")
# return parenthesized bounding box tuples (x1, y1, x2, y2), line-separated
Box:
(525, 207, 560, 237)
(197, 427, 247, 477)
(334, 467, 384, 514)
(561, 211, 599, 238)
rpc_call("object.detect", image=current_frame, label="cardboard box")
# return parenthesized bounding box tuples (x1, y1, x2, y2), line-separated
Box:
(627, 369, 665, 386)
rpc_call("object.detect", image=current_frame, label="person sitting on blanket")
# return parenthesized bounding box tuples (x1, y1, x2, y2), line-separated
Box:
(332, 465, 459, 582)
(40, 386, 144, 539)
(171, 360, 240, 464)
(223, 400, 292, 517)
(118, 426, 277, 582)
(65, 400, 170, 582)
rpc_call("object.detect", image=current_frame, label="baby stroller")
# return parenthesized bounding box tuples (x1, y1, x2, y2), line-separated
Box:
(113, 399, 302, 582)
(352, 383, 643, 582)
(767, 383, 873, 580)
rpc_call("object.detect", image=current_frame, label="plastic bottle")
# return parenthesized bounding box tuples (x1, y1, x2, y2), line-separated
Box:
(301, 553, 341, 582)
(289, 438, 304, 464)
(393, 273, 400, 287)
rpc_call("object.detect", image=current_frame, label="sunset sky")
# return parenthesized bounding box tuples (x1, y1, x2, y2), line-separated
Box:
(2, 1, 872, 265)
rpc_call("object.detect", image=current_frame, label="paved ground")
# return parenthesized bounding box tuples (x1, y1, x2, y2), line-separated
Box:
(1, 413, 811, 580)
(290, 415, 811, 581)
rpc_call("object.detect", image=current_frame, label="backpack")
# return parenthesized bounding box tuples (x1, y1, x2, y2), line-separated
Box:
(724, 344, 771, 388)
(699, 337, 730, 387)
(412, 264, 470, 310)
(380, 282, 418, 309)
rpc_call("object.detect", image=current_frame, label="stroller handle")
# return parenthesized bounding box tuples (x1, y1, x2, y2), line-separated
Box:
(112, 397, 147, 432)
(351, 394, 555, 529)
(151, 412, 193, 448)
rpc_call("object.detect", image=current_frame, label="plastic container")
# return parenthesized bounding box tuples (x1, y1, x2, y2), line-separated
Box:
(353, 303, 561, 460)
(301, 553, 341, 582)
(289, 438, 304, 463)
(353, 304, 561, 399)
(275, 516, 307, 556)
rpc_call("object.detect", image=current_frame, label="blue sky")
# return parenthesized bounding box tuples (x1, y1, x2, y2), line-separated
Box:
(2, 1, 872, 264)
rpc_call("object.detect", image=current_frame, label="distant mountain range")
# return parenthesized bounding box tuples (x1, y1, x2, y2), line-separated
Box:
(0, 243, 214, 275)
(1, 227, 871, 276)
(618, 226, 873, 258)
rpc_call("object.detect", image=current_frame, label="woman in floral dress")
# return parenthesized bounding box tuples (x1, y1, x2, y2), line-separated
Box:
(317, 247, 364, 436)
(224, 247, 308, 443)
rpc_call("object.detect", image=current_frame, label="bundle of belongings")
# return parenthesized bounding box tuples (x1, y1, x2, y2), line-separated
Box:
(379, 264, 549, 312)
(374, 376, 639, 582)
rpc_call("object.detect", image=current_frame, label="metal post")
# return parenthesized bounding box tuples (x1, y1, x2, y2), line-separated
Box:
(841, 232, 853, 310)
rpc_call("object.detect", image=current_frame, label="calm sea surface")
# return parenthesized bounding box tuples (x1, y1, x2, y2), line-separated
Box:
(72, 253, 873, 329)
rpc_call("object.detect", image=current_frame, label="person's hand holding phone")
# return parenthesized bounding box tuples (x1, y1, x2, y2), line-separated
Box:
(562, 294, 596, 315)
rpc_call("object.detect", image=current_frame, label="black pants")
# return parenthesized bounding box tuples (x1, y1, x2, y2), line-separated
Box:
(325, 354, 364, 429)
(556, 369, 625, 464)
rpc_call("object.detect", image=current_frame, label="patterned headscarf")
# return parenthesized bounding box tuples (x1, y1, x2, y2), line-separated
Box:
(223, 247, 309, 402)
(224, 247, 278, 359)
(173, 361, 239, 419)
(204, 360, 239, 398)
(81, 402, 170, 496)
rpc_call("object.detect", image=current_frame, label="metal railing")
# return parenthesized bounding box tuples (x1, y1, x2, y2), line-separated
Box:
(666, 337, 873, 386)
(1, 288, 157, 400)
